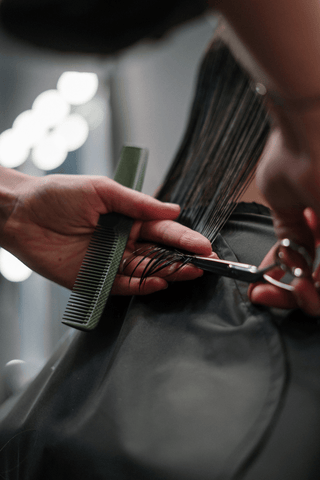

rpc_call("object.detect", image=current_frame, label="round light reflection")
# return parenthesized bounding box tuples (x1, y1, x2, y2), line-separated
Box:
(55, 114, 89, 151)
(13, 110, 48, 148)
(57, 72, 98, 105)
(0, 248, 32, 282)
(32, 132, 68, 170)
(32, 90, 70, 129)
(0, 129, 30, 168)
(75, 97, 105, 130)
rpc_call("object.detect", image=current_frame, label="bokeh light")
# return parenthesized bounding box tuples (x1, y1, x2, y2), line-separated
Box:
(75, 97, 105, 130)
(0, 71, 100, 176)
(13, 110, 48, 148)
(55, 114, 89, 151)
(0, 129, 30, 168)
(32, 90, 70, 129)
(32, 132, 68, 170)
(57, 72, 99, 105)
(0, 248, 32, 282)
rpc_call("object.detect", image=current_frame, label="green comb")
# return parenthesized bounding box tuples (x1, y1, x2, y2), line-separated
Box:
(62, 146, 148, 331)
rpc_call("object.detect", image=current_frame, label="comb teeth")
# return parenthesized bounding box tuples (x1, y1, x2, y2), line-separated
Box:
(62, 225, 118, 330)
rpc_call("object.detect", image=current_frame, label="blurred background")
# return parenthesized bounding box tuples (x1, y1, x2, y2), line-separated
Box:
(0, 12, 217, 403)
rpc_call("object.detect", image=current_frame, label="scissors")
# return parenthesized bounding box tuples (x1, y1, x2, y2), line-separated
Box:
(186, 239, 313, 292)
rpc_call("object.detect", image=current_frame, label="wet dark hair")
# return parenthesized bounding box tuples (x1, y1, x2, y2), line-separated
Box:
(132, 39, 271, 281)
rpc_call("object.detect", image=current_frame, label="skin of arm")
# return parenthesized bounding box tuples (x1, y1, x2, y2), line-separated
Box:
(0, 166, 213, 295)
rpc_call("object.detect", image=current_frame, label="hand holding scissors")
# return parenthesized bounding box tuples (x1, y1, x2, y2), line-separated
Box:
(188, 237, 320, 316)
(125, 236, 319, 316)
(188, 238, 313, 293)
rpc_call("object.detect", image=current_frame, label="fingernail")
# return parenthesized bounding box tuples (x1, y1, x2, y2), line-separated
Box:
(119, 258, 127, 274)
(167, 264, 179, 274)
(196, 268, 204, 277)
(164, 202, 180, 209)
(181, 264, 204, 276)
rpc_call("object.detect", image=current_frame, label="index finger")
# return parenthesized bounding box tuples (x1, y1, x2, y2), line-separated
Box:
(139, 219, 212, 256)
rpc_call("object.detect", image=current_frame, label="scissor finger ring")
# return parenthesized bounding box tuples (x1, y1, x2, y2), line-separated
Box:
(274, 238, 313, 278)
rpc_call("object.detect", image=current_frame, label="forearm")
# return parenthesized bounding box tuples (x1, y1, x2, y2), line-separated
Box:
(212, 0, 320, 100)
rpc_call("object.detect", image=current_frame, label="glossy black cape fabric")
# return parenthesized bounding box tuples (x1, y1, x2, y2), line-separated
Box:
(1, 203, 320, 479)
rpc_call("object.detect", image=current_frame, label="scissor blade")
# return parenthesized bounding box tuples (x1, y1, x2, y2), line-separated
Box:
(190, 256, 263, 282)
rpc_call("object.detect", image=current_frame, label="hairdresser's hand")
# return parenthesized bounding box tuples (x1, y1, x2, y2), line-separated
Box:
(1, 172, 212, 294)
(249, 112, 320, 315)
(248, 235, 320, 315)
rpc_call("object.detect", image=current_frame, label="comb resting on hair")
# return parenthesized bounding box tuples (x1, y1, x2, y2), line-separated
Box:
(62, 146, 148, 332)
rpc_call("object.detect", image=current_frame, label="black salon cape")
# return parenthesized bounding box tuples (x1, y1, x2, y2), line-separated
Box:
(1, 203, 320, 480)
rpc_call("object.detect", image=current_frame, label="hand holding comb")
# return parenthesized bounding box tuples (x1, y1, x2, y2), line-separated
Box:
(62, 146, 148, 331)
